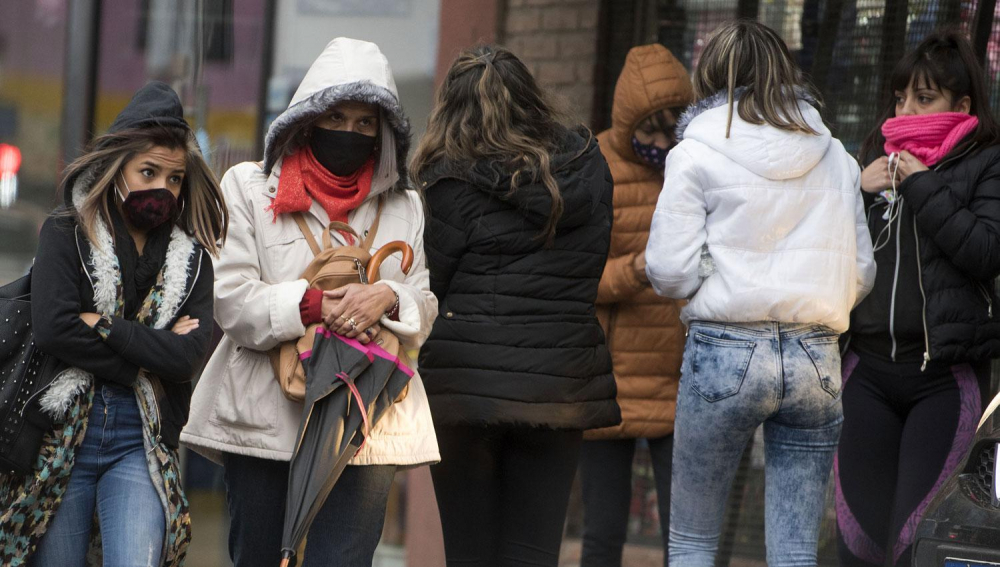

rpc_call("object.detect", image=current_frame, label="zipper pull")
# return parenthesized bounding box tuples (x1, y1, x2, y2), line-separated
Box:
(356, 259, 369, 285)
(921, 352, 930, 372)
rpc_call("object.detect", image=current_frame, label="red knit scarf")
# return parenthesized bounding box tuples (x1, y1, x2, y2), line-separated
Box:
(268, 146, 374, 243)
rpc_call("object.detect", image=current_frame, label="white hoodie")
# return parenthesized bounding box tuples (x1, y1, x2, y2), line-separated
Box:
(645, 93, 876, 333)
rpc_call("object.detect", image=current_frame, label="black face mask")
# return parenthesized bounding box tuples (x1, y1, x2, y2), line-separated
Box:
(309, 128, 376, 176)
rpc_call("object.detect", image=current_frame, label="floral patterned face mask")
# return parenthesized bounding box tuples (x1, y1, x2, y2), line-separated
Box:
(632, 109, 679, 171)
(632, 136, 669, 170)
(117, 175, 179, 231)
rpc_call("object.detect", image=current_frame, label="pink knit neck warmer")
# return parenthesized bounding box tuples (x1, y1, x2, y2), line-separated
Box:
(882, 112, 979, 166)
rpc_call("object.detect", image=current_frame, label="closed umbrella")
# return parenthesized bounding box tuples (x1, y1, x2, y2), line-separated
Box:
(280, 327, 373, 566)
(279, 243, 415, 567)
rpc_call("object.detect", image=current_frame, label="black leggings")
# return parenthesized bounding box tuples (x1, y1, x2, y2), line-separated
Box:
(430, 424, 583, 567)
(579, 436, 673, 567)
(835, 351, 990, 567)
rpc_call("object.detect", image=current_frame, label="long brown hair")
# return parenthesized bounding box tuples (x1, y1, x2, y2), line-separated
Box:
(694, 20, 821, 138)
(410, 45, 566, 244)
(61, 126, 228, 256)
(859, 30, 1000, 163)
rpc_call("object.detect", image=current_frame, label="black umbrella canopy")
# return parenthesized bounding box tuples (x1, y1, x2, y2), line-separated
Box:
(279, 328, 414, 566)
(280, 328, 371, 565)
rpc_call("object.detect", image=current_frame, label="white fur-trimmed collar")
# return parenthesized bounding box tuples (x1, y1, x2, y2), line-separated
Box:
(155, 226, 198, 329)
(69, 170, 198, 322)
(676, 86, 819, 141)
(71, 169, 119, 315)
(40, 173, 199, 418)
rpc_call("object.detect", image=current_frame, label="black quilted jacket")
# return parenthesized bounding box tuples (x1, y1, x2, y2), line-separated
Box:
(418, 126, 621, 430)
(852, 142, 1000, 364)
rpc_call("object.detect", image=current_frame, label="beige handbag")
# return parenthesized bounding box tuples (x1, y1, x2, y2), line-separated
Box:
(268, 202, 414, 402)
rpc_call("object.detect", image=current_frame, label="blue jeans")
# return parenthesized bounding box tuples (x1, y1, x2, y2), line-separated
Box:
(223, 453, 396, 567)
(670, 322, 843, 567)
(33, 383, 165, 567)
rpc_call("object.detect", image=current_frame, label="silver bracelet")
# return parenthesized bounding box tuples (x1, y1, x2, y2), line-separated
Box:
(385, 290, 400, 318)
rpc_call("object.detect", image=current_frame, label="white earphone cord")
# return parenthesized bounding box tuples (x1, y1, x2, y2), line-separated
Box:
(872, 152, 902, 253)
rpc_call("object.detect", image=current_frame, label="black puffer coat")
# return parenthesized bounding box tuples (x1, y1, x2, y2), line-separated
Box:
(418, 126, 621, 430)
(853, 143, 1000, 364)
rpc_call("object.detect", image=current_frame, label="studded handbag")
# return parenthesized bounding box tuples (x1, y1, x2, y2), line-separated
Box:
(0, 273, 61, 476)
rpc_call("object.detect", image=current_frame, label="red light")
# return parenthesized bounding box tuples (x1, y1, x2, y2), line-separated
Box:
(0, 144, 22, 176)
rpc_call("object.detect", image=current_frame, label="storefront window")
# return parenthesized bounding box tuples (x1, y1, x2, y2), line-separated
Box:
(94, 0, 266, 175)
(0, 1, 69, 284)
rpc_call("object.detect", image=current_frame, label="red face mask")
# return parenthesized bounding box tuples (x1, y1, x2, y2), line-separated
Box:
(117, 176, 179, 231)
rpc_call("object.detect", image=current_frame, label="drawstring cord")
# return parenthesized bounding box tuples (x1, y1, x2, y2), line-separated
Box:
(337, 372, 371, 451)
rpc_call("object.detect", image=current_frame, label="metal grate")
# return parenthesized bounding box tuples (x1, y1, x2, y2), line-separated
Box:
(974, 443, 997, 503)
(596, 0, 999, 157)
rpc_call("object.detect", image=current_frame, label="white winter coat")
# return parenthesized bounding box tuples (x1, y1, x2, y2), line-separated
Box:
(645, 92, 876, 333)
(180, 38, 439, 467)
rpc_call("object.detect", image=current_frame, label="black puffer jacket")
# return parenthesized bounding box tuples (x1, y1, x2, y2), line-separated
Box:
(852, 143, 1000, 364)
(418, 126, 621, 430)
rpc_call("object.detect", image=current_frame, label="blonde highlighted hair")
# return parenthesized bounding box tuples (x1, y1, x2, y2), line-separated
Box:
(695, 20, 821, 138)
(410, 45, 569, 245)
(61, 126, 228, 256)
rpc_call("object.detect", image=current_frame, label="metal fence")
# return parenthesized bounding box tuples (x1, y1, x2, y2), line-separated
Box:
(595, 0, 999, 155)
(585, 1, 1000, 565)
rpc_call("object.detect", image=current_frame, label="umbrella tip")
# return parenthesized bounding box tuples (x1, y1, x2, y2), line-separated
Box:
(280, 559, 291, 567)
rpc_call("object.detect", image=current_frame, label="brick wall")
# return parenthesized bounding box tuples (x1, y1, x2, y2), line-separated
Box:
(501, 0, 601, 126)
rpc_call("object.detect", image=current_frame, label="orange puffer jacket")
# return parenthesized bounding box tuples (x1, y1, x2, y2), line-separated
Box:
(586, 44, 693, 441)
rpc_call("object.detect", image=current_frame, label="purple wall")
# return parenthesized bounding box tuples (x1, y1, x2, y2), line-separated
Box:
(96, 0, 265, 109)
(0, 0, 68, 77)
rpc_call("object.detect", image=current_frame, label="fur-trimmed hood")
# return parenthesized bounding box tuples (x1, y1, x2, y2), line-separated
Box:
(676, 86, 830, 180)
(263, 38, 411, 198)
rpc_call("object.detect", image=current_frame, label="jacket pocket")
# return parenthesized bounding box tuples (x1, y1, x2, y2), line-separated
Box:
(211, 346, 278, 433)
(799, 335, 842, 398)
(689, 333, 756, 402)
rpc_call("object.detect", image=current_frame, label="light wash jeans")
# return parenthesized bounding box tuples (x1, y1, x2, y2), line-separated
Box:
(669, 322, 844, 567)
(33, 383, 164, 567)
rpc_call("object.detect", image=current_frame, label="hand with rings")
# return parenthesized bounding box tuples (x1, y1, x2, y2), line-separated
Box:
(323, 283, 397, 343)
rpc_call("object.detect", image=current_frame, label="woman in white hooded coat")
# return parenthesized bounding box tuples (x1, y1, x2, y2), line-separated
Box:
(181, 38, 439, 566)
